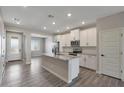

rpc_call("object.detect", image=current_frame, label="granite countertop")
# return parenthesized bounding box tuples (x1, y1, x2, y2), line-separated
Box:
(42, 53, 79, 61)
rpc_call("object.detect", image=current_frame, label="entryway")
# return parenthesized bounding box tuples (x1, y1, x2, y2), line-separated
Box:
(6, 32, 23, 61)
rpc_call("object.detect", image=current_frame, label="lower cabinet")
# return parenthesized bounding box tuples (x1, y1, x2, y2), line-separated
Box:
(80, 55, 97, 70)
(79, 55, 85, 67)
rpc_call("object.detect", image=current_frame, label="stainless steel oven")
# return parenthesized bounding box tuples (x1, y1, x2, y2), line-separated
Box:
(71, 40, 80, 47)
(69, 40, 82, 56)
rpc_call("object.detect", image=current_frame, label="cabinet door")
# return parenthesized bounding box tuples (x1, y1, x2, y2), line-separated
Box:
(85, 55, 97, 70)
(56, 35, 61, 42)
(64, 33, 71, 46)
(70, 30, 75, 40)
(80, 55, 86, 67)
(60, 35, 65, 46)
(59, 35, 63, 52)
(87, 28, 96, 46)
(74, 29, 80, 40)
(70, 29, 79, 40)
(55, 35, 59, 42)
(80, 30, 87, 46)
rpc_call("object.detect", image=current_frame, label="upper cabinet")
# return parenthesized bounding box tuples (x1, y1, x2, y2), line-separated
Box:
(54, 35, 61, 42)
(80, 28, 97, 46)
(55, 33, 71, 47)
(79, 30, 87, 46)
(64, 33, 71, 46)
(87, 28, 97, 46)
(70, 29, 80, 40)
(55, 27, 97, 47)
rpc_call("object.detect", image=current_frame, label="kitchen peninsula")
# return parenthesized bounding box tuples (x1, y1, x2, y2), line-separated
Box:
(41, 53, 80, 83)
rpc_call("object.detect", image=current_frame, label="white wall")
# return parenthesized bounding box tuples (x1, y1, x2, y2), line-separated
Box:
(97, 11, 124, 31)
(0, 9, 6, 84)
(45, 36, 54, 54)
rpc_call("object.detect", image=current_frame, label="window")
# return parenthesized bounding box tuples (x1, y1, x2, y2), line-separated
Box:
(31, 38, 41, 51)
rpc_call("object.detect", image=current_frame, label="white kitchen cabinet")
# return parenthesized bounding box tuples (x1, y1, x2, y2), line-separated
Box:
(87, 28, 97, 46)
(80, 55, 97, 70)
(80, 55, 86, 67)
(59, 35, 65, 52)
(55, 33, 71, 52)
(64, 33, 71, 46)
(54, 35, 60, 42)
(70, 29, 80, 40)
(56, 33, 71, 46)
(56, 35, 60, 42)
(85, 55, 97, 70)
(80, 30, 87, 46)
(80, 27, 97, 46)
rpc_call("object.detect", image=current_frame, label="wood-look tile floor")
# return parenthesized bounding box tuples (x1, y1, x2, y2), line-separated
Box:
(1, 57, 124, 87)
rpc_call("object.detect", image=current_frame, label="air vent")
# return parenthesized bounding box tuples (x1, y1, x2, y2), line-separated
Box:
(48, 14, 54, 18)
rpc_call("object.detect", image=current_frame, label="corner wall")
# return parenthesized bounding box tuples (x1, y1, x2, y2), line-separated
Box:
(0, 8, 6, 84)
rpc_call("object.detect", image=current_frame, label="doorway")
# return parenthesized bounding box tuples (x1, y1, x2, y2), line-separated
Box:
(6, 32, 23, 61)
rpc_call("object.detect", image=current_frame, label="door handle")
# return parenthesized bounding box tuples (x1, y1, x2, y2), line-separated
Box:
(101, 54, 104, 57)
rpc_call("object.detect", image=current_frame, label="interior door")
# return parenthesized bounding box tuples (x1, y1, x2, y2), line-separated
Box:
(80, 30, 87, 46)
(100, 29, 121, 78)
(7, 32, 22, 61)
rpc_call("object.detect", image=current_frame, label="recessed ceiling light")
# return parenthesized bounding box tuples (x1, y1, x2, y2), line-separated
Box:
(67, 13, 72, 17)
(52, 22, 56, 25)
(57, 30, 60, 32)
(43, 26, 46, 30)
(82, 21, 85, 25)
(66, 26, 70, 29)
(48, 14, 54, 18)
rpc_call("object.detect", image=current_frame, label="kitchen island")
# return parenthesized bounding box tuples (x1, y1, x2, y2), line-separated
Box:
(41, 53, 80, 83)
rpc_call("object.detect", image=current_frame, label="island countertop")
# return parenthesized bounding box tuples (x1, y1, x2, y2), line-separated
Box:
(42, 53, 79, 61)
(41, 53, 80, 83)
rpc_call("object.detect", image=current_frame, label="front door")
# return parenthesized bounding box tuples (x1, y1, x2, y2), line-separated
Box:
(7, 32, 22, 61)
(99, 29, 121, 78)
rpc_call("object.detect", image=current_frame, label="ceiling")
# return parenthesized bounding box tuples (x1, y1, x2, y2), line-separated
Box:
(1, 6, 124, 34)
